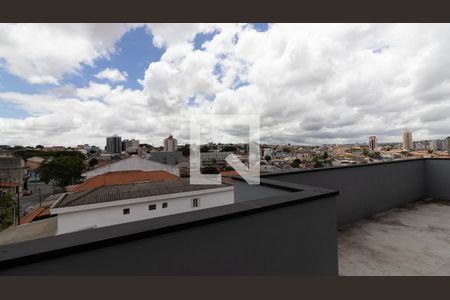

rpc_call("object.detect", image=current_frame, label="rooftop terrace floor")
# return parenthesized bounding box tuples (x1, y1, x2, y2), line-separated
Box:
(0, 217, 57, 245)
(338, 199, 450, 275)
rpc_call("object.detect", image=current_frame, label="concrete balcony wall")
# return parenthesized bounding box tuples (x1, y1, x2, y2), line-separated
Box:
(264, 160, 427, 226)
(0, 182, 338, 275)
(424, 159, 450, 200)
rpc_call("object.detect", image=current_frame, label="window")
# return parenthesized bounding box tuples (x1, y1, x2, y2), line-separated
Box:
(123, 208, 130, 215)
(148, 204, 156, 210)
(162, 202, 168, 208)
(192, 198, 199, 208)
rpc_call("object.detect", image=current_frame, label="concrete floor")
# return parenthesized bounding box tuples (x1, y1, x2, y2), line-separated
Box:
(0, 217, 57, 245)
(338, 199, 450, 275)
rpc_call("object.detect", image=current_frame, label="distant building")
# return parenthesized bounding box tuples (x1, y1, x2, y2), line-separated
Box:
(201, 152, 232, 167)
(0, 157, 27, 194)
(106, 135, 122, 154)
(81, 155, 180, 179)
(50, 179, 234, 234)
(122, 139, 140, 151)
(43, 146, 66, 152)
(146, 151, 184, 166)
(164, 135, 177, 152)
(430, 140, 444, 151)
(403, 130, 413, 150)
(25, 157, 45, 171)
(69, 170, 179, 193)
(445, 137, 450, 153)
(369, 136, 377, 151)
(261, 147, 273, 157)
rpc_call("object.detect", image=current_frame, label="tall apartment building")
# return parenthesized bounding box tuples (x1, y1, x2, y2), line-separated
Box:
(122, 139, 140, 151)
(430, 140, 444, 151)
(445, 137, 450, 153)
(369, 136, 377, 151)
(164, 135, 177, 152)
(403, 130, 413, 151)
(106, 135, 122, 154)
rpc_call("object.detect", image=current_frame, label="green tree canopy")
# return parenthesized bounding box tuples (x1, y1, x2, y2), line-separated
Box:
(88, 158, 99, 168)
(200, 145, 210, 153)
(265, 155, 272, 161)
(291, 158, 301, 168)
(14, 149, 85, 160)
(200, 166, 218, 174)
(221, 145, 237, 152)
(37, 156, 86, 187)
(178, 144, 190, 157)
(0, 194, 14, 231)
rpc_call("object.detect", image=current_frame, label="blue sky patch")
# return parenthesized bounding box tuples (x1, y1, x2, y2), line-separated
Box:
(0, 100, 29, 119)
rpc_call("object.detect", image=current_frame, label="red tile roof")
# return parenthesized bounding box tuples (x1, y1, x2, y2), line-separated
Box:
(20, 207, 50, 225)
(73, 170, 180, 192)
(220, 170, 239, 177)
(0, 182, 18, 188)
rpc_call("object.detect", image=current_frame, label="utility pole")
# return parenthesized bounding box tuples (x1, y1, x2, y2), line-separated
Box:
(16, 186, 20, 225)
(39, 188, 42, 207)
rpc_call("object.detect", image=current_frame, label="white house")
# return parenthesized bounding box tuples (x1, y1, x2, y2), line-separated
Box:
(82, 155, 180, 179)
(50, 179, 234, 234)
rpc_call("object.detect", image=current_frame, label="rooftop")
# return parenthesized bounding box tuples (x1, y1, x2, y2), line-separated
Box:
(71, 170, 180, 192)
(0, 218, 57, 245)
(1, 158, 450, 275)
(54, 178, 230, 208)
(338, 199, 450, 275)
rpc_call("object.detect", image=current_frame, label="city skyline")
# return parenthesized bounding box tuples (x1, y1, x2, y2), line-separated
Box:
(1, 24, 450, 146)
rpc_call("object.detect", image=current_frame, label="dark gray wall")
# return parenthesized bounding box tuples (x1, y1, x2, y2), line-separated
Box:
(233, 180, 292, 202)
(0, 196, 337, 275)
(147, 151, 184, 166)
(425, 159, 450, 200)
(266, 160, 427, 226)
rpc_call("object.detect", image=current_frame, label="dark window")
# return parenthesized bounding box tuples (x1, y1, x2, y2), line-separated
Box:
(123, 208, 130, 215)
(162, 202, 168, 208)
(192, 198, 199, 208)
(148, 204, 156, 210)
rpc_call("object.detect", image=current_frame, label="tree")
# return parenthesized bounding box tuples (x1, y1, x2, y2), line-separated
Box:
(200, 145, 209, 153)
(0, 194, 14, 231)
(178, 144, 190, 157)
(322, 152, 329, 159)
(36, 145, 44, 149)
(314, 160, 325, 168)
(88, 158, 98, 168)
(200, 166, 218, 174)
(265, 155, 272, 161)
(221, 145, 237, 152)
(223, 165, 235, 171)
(37, 156, 86, 187)
(291, 158, 301, 168)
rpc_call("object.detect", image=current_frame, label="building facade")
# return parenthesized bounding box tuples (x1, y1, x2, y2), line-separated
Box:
(106, 135, 122, 154)
(403, 130, 413, 150)
(146, 151, 184, 166)
(81, 155, 180, 179)
(0, 157, 27, 194)
(163, 135, 177, 152)
(200, 152, 232, 167)
(51, 180, 234, 234)
(369, 136, 377, 151)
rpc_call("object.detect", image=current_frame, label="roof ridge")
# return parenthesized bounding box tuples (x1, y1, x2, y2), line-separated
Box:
(61, 185, 106, 207)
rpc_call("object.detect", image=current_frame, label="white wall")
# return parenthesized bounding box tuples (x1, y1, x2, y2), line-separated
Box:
(82, 156, 180, 178)
(53, 188, 234, 235)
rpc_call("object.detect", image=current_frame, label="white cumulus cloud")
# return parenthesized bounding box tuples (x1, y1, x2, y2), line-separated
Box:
(95, 68, 128, 83)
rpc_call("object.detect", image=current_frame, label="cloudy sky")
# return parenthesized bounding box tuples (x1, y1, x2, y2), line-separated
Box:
(1, 23, 449, 147)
